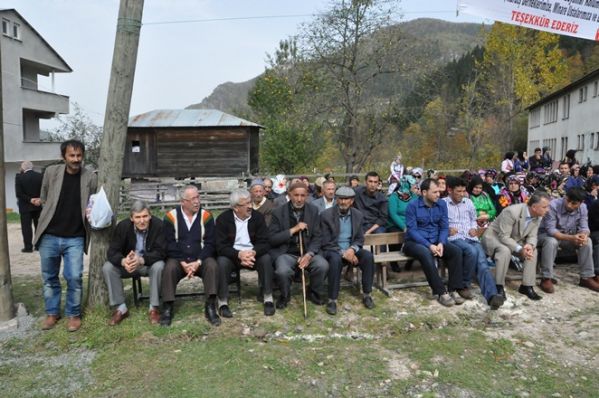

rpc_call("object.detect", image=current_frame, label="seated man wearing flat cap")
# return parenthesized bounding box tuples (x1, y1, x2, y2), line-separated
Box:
(320, 186, 375, 315)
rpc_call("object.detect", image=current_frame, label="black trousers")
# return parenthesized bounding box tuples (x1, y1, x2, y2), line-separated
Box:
(216, 254, 273, 301)
(402, 241, 464, 296)
(161, 257, 218, 302)
(324, 249, 374, 300)
(20, 209, 40, 250)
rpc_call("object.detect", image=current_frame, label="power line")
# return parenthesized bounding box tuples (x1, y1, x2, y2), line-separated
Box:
(143, 14, 316, 26)
(142, 10, 461, 26)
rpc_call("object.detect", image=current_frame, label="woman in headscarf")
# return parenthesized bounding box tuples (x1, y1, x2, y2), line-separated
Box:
(386, 175, 418, 272)
(498, 175, 530, 210)
(387, 175, 418, 233)
(467, 175, 497, 227)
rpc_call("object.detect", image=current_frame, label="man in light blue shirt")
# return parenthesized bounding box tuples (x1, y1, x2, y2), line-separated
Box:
(443, 177, 504, 310)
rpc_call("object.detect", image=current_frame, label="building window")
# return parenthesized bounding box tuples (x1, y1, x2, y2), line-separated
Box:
(562, 94, 570, 119)
(581, 134, 585, 150)
(594, 81, 598, 98)
(12, 22, 20, 40)
(596, 132, 599, 150)
(529, 108, 541, 128)
(592, 133, 595, 151)
(579, 86, 588, 103)
(544, 100, 558, 124)
(1, 19, 9, 35)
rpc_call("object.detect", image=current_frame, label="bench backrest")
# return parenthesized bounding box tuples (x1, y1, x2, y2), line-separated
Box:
(363, 231, 404, 253)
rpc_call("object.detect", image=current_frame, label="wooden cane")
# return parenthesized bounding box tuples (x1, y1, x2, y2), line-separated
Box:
(299, 230, 308, 319)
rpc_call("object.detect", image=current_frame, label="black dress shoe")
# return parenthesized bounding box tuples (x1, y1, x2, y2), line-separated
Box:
(326, 301, 337, 315)
(160, 307, 173, 327)
(276, 295, 289, 309)
(218, 305, 233, 318)
(205, 303, 221, 326)
(264, 302, 275, 316)
(488, 294, 505, 310)
(21, 248, 33, 253)
(308, 291, 325, 306)
(362, 295, 375, 309)
(518, 285, 542, 300)
(496, 285, 506, 300)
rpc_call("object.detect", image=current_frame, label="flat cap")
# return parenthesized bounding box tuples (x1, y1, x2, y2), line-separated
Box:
(335, 186, 355, 198)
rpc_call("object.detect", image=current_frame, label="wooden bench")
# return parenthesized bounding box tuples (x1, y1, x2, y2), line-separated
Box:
(363, 231, 445, 295)
(131, 268, 241, 307)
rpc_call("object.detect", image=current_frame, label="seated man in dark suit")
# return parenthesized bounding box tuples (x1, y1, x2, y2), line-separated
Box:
(102, 200, 166, 325)
(161, 185, 221, 326)
(15, 160, 43, 252)
(320, 186, 375, 315)
(269, 182, 329, 309)
(216, 189, 275, 316)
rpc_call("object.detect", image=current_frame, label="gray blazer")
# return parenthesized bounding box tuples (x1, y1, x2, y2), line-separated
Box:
(268, 202, 322, 260)
(34, 164, 98, 253)
(482, 203, 541, 253)
(320, 206, 364, 252)
(312, 197, 336, 214)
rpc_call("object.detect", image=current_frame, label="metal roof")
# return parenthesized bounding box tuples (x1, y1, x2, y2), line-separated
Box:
(128, 109, 262, 128)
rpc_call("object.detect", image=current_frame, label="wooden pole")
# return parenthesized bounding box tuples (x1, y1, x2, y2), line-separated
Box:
(87, 0, 144, 307)
(0, 37, 15, 321)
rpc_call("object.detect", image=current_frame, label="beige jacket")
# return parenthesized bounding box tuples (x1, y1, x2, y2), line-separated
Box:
(34, 164, 98, 253)
(482, 203, 541, 252)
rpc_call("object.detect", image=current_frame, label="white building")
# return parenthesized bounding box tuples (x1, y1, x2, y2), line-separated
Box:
(527, 68, 599, 166)
(1, 9, 71, 211)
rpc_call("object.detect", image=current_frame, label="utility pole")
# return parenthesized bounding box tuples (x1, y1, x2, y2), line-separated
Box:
(0, 35, 15, 321)
(87, 0, 144, 306)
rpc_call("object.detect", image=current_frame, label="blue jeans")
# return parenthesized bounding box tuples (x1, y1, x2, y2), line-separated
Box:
(39, 234, 85, 317)
(451, 238, 498, 301)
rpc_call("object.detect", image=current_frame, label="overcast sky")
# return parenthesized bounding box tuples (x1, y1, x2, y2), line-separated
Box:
(2, 0, 486, 125)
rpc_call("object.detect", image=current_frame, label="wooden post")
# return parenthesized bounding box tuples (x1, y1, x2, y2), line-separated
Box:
(87, 0, 144, 307)
(0, 38, 15, 321)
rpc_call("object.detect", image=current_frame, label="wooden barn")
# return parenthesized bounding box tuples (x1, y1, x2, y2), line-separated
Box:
(124, 109, 262, 178)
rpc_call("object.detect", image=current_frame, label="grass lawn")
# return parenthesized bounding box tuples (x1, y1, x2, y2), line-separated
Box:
(2, 274, 597, 397)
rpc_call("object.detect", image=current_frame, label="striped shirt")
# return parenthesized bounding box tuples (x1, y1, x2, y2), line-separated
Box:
(442, 197, 478, 242)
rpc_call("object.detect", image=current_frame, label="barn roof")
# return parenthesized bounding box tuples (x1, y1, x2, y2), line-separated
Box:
(128, 109, 262, 128)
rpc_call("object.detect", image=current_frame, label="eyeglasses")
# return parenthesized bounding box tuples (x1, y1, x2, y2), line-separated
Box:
(183, 196, 200, 202)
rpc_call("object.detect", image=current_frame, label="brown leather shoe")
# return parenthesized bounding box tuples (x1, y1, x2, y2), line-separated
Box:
(148, 308, 160, 325)
(67, 316, 82, 332)
(41, 315, 60, 330)
(457, 288, 473, 299)
(579, 277, 599, 292)
(540, 278, 554, 294)
(108, 310, 128, 326)
(593, 275, 599, 284)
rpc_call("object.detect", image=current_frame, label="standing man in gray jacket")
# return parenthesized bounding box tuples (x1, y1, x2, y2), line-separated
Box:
(34, 140, 97, 332)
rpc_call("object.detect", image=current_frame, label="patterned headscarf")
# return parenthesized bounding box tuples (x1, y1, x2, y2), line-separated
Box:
(398, 175, 417, 195)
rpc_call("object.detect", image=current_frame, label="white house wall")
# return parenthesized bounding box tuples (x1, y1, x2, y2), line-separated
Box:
(528, 80, 599, 166)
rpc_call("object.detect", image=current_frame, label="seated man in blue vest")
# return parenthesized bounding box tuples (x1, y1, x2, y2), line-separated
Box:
(161, 185, 221, 326)
(320, 186, 375, 315)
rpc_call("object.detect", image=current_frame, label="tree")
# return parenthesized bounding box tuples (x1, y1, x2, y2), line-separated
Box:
(249, 43, 325, 174)
(479, 23, 568, 151)
(49, 103, 102, 168)
(299, 0, 400, 173)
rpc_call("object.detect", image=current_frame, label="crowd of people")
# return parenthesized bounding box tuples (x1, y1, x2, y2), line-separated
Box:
(29, 140, 599, 331)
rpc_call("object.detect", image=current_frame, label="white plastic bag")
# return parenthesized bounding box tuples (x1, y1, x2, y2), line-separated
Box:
(87, 186, 113, 230)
